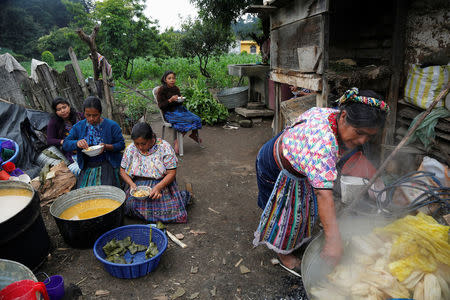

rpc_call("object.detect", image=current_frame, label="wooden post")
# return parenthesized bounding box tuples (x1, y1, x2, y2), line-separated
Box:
(101, 62, 113, 120)
(76, 25, 100, 81)
(274, 82, 282, 135)
(382, 0, 408, 149)
(68, 47, 89, 98)
(317, 10, 329, 108)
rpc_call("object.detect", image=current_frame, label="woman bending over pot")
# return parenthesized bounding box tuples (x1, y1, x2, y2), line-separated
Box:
(253, 88, 389, 271)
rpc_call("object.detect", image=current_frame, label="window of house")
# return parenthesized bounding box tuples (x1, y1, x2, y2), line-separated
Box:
(250, 45, 257, 54)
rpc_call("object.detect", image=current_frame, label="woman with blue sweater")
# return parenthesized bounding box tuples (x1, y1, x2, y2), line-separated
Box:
(63, 96, 125, 188)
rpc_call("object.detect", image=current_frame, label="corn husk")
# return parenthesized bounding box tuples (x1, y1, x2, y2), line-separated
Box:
(402, 270, 425, 290)
(414, 280, 424, 300)
(436, 273, 450, 300)
(423, 273, 441, 300)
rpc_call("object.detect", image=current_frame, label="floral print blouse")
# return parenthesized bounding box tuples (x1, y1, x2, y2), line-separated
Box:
(121, 138, 177, 179)
(281, 107, 340, 189)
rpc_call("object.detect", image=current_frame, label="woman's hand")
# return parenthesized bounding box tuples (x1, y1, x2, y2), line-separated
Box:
(315, 188, 343, 266)
(169, 95, 178, 103)
(321, 234, 343, 266)
(76, 139, 89, 149)
(129, 182, 137, 191)
(149, 186, 162, 199)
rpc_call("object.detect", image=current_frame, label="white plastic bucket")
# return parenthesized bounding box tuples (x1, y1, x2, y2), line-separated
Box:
(340, 176, 367, 204)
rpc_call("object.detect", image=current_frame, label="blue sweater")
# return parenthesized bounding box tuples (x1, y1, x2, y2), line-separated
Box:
(63, 118, 125, 170)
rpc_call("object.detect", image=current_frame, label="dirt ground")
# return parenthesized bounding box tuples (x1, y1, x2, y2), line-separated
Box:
(38, 114, 308, 300)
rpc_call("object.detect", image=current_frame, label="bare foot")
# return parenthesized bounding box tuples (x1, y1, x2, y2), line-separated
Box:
(174, 139, 179, 154)
(277, 253, 301, 269)
(189, 132, 202, 144)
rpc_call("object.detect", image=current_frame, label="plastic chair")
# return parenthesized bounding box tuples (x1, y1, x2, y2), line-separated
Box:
(152, 87, 184, 156)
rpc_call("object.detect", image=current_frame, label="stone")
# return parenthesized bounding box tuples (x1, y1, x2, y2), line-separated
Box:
(247, 102, 266, 109)
(238, 119, 252, 128)
(235, 107, 274, 118)
(251, 118, 263, 124)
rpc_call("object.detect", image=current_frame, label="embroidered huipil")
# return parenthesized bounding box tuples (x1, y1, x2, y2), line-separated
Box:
(121, 139, 177, 179)
(281, 107, 340, 189)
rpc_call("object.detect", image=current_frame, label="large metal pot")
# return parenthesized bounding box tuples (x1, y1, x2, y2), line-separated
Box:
(50, 185, 126, 248)
(0, 181, 50, 270)
(301, 216, 390, 299)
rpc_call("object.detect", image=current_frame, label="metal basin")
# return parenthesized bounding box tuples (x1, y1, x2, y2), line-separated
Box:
(50, 185, 126, 248)
(301, 216, 390, 299)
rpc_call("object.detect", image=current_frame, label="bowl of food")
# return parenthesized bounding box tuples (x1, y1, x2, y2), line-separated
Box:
(130, 186, 152, 199)
(82, 145, 104, 157)
(176, 96, 186, 103)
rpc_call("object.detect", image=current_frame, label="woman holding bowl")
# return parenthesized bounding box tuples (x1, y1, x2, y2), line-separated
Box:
(120, 122, 190, 223)
(63, 96, 125, 188)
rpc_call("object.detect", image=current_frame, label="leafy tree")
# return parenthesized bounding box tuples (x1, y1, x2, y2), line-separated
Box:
(41, 51, 55, 66)
(190, 0, 259, 26)
(179, 19, 233, 78)
(159, 28, 183, 58)
(37, 27, 89, 61)
(92, 0, 162, 78)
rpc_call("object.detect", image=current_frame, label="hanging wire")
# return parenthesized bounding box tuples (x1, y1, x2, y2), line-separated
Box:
(368, 171, 450, 218)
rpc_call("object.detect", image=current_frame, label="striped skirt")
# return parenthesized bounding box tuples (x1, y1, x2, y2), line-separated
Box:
(164, 106, 202, 133)
(77, 160, 120, 189)
(124, 177, 190, 223)
(253, 169, 317, 254)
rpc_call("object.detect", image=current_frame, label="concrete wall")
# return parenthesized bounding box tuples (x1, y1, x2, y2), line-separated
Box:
(405, 0, 450, 65)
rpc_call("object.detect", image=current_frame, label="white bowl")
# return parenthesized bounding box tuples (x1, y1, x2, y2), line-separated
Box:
(130, 186, 152, 199)
(177, 97, 186, 103)
(82, 145, 104, 157)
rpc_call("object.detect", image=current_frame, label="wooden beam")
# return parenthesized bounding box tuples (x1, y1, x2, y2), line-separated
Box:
(317, 4, 329, 107)
(274, 82, 282, 135)
(382, 0, 408, 148)
(270, 70, 322, 91)
(245, 5, 277, 14)
(68, 47, 89, 98)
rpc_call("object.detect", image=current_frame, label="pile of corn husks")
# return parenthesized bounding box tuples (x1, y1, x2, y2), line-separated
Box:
(311, 212, 450, 300)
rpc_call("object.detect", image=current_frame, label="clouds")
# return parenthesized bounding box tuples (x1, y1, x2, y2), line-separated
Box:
(144, 0, 198, 31)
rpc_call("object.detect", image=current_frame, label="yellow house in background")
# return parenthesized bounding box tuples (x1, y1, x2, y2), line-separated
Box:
(240, 40, 260, 54)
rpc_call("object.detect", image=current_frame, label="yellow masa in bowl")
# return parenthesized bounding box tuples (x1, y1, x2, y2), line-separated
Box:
(59, 198, 121, 220)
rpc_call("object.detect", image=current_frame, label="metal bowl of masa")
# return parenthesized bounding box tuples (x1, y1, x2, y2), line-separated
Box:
(50, 185, 126, 248)
(130, 186, 152, 200)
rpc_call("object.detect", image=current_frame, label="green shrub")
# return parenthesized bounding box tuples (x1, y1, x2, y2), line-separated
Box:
(41, 51, 55, 66)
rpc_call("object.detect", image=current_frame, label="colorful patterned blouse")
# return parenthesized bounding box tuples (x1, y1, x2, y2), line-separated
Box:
(120, 138, 177, 179)
(281, 107, 340, 189)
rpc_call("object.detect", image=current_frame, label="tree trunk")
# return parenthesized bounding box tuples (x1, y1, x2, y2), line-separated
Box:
(76, 25, 101, 80)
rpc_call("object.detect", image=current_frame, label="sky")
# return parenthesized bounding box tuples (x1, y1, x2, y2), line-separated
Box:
(144, 0, 198, 31)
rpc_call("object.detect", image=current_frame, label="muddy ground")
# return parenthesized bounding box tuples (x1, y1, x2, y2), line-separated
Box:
(38, 114, 308, 300)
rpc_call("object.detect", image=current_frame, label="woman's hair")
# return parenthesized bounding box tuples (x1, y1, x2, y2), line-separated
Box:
(50, 97, 79, 136)
(83, 96, 102, 113)
(160, 70, 175, 86)
(340, 90, 387, 128)
(131, 122, 155, 140)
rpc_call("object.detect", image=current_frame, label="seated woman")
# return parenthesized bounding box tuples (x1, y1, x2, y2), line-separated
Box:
(63, 96, 125, 188)
(47, 97, 84, 163)
(156, 70, 202, 154)
(120, 122, 190, 223)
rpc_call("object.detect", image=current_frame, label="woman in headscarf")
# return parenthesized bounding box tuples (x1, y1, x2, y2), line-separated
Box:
(63, 96, 125, 188)
(253, 88, 389, 271)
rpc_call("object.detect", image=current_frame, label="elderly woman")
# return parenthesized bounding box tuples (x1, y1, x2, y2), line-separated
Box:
(253, 88, 389, 271)
(63, 96, 125, 188)
(120, 122, 190, 223)
(47, 97, 84, 163)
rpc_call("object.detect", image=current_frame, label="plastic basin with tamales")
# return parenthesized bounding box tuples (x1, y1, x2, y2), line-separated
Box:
(93, 225, 168, 279)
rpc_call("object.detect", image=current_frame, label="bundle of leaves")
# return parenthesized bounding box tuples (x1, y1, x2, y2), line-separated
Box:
(102, 236, 151, 264)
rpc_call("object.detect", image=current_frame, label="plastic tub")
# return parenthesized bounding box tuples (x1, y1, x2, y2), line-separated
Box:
(0, 259, 37, 290)
(217, 86, 249, 109)
(93, 225, 168, 279)
(0, 138, 19, 167)
(340, 175, 367, 204)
